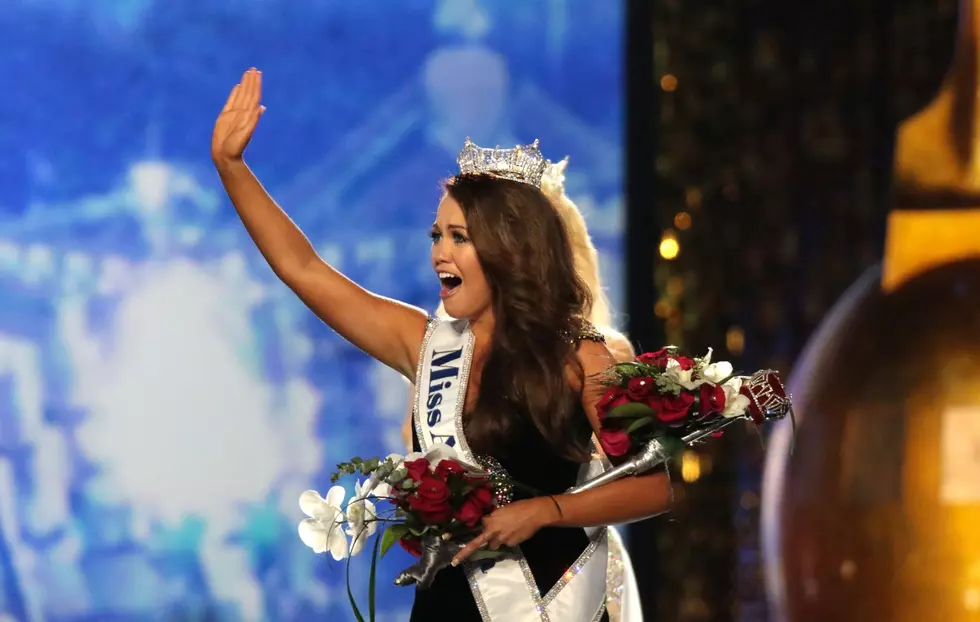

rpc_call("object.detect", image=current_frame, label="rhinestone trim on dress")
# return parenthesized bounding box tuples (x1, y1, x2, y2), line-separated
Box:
(453, 325, 476, 457)
(476, 455, 516, 506)
(605, 531, 626, 621)
(412, 318, 439, 451)
(561, 320, 606, 345)
(516, 552, 549, 620)
(539, 527, 607, 609)
(465, 564, 494, 622)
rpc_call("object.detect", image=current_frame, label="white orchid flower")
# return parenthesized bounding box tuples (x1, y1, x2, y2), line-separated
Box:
(701, 360, 734, 385)
(721, 378, 751, 418)
(701, 348, 714, 365)
(665, 357, 701, 390)
(297, 487, 348, 560)
(422, 443, 464, 469)
(346, 480, 378, 557)
(371, 480, 394, 499)
(403, 443, 459, 467)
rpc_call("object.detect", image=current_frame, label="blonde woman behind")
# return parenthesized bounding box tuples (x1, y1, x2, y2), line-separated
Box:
(401, 161, 643, 622)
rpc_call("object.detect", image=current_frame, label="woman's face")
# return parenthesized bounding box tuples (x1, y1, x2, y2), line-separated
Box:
(430, 194, 492, 321)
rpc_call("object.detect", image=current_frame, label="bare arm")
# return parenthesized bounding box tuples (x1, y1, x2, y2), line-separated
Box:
(588, 327, 635, 459)
(402, 382, 415, 451)
(212, 69, 427, 378)
(547, 339, 672, 526)
(453, 339, 671, 563)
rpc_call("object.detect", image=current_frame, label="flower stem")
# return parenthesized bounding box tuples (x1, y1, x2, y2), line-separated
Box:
(345, 538, 366, 622)
(368, 525, 382, 622)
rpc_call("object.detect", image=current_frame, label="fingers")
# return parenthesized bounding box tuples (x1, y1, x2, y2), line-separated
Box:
(228, 71, 249, 109)
(451, 531, 491, 566)
(223, 68, 261, 113)
(221, 85, 240, 113)
(243, 105, 265, 131)
(242, 68, 262, 110)
(252, 69, 263, 106)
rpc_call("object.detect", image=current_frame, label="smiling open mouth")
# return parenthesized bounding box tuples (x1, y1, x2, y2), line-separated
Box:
(438, 272, 462, 297)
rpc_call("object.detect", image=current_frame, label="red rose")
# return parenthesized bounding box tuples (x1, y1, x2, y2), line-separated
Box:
(596, 387, 630, 422)
(636, 348, 671, 368)
(698, 383, 727, 417)
(671, 356, 694, 370)
(404, 458, 430, 482)
(408, 475, 454, 524)
(652, 392, 695, 423)
(598, 427, 632, 457)
(399, 535, 423, 557)
(433, 459, 466, 480)
(626, 376, 656, 401)
(455, 485, 494, 527)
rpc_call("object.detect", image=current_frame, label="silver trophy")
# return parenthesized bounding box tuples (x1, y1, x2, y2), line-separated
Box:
(570, 369, 793, 493)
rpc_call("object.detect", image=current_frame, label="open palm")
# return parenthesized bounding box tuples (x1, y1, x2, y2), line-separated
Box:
(212, 68, 265, 162)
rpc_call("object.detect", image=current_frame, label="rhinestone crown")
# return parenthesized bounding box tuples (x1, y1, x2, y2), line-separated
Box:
(457, 137, 551, 188)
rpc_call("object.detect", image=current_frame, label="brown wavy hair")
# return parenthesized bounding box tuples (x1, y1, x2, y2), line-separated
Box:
(445, 173, 594, 462)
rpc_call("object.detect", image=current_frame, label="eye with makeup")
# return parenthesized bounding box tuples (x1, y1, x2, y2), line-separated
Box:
(429, 228, 469, 245)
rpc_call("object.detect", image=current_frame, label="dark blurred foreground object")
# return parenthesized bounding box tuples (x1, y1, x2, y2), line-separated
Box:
(761, 0, 980, 620)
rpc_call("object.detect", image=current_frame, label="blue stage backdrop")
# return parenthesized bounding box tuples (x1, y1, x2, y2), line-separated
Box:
(0, 1, 624, 620)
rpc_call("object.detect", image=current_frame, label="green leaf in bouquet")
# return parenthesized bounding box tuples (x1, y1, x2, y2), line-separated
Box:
(606, 402, 656, 419)
(654, 375, 682, 395)
(363, 457, 381, 472)
(409, 525, 426, 537)
(388, 467, 407, 483)
(657, 435, 686, 457)
(345, 545, 366, 622)
(612, 362, 643, 377)
(626, 416, 654, 435)
(369, 530, 381, 622)
(351, 457, 363, 465)
(380, 524, 410, 558)
(447, 477, 466, 499)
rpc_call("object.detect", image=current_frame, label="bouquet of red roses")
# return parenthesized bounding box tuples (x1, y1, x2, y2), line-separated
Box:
(591, 346, 790, 468)
(298, 445, 510, 621)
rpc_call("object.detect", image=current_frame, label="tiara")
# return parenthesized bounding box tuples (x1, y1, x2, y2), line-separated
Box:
(457, 138, 551, 188)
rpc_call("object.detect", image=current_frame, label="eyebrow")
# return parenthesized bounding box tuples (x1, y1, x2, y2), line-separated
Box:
(431, 223, 468, 232)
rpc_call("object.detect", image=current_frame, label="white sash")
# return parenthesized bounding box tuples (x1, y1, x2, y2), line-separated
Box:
(414, 319, 609, 622)
(578, 453, 644, 622)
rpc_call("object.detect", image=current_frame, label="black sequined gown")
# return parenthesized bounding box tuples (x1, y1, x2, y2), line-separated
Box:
(408, 409, 610, 622)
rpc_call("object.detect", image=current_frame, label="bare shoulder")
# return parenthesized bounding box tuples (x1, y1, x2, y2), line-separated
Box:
(573, 337, 618, 376)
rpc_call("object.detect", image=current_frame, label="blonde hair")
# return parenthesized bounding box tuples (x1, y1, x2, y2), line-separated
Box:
(540, 177, 612, 327)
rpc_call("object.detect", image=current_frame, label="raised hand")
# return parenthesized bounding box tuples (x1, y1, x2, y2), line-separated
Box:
(212, 68, 265, 164)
